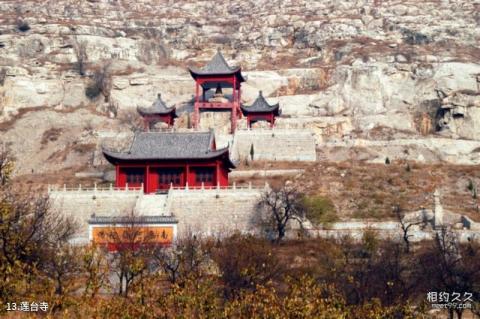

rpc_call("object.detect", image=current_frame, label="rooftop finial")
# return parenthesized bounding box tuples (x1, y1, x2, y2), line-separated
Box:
(157, 93, 161, 99)
(259, 90, 263, 97)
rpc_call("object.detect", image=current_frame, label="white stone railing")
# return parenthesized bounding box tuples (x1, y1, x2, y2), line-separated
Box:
(47, 182, 267, 194)
(168, 181, 267, 192)
(47, 183, 144, 194)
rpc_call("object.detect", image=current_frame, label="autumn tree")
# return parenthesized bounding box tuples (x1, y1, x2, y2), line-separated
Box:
(0, 143, 14, 186)
(212, 233, 283, 299)
(153, 232, 212, 285)
(100, 215, 158, 297)
(0, 146, 77, 308)
(418, 228, 480, 319)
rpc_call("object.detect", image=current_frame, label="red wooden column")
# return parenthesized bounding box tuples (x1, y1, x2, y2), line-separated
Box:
(144, 118, 149, 131)
(216, 161, 220, 187)
(185, 164, 190, 187)
(145, 165, 150, 193)
(115, 165, 120, 188)
(270, 113, 274, 128)
(194, 80, 200, 130)
(237, 85, 242, 119)
(231, 76, 237, 133)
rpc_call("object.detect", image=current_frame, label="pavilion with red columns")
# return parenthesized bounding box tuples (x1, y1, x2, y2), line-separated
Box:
(241, 91, 280, 128)
(188, 51, 246, 133)
(137, 93, 177, 130)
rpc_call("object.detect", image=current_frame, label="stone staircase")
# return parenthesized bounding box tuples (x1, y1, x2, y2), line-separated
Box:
(134, 194, 169, 216)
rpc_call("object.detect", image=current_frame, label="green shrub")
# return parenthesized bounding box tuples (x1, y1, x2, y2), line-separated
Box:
(303, 195, 337, 225)
(85, 84, 101, 99)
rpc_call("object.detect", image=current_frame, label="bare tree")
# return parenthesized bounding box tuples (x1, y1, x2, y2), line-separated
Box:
(393, 205, 427, 253)
(0, 68, 7, 86)
(73, 37, 88, 76)
(0, 143, 14, 186)
(118, 109, 144, 132)
(418, 228, 480, 319)
(257, 184, 306, 243)
(85, 62, 112, 102)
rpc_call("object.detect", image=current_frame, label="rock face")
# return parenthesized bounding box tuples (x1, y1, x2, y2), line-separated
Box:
(1, 0, 480, 173)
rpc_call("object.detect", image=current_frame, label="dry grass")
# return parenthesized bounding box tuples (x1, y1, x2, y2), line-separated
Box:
(225, 160, 480, 222)
(296, 161, 480, 222)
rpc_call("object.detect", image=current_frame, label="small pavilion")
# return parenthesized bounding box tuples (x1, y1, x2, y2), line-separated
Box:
(241, 91, 280, 128)
(103, 130, 235, 193)
(137, 93, 177, 130)
(188, 51, 245, 133)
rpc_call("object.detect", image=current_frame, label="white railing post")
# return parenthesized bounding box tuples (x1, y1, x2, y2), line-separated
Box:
(233, 182, 236, 190)
(170, 182, 173, 190)
(217, 182, 220, 190)
(78, 184, 82, 191)
(249, 181, 252, 190)
(126, 183, 129, 191)
(63, 184, 66, 192)
(185, 182, 189, 191)
(94, 183, 97, 194)
(141, 183, 144, 193)
(201, 182, 204, 190)
(109, 183, 113, 191)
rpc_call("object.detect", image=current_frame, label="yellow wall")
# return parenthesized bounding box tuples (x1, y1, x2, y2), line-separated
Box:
(92, 226, 174, 245)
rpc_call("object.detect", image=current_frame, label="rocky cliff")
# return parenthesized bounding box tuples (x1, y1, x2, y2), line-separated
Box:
(0, 0, 479, 175)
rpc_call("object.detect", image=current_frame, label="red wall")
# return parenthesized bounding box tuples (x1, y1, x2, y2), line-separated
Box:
(115, 159, 231, 193)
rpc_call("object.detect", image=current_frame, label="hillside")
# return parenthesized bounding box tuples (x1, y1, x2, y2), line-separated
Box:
(0, 0, 480, 221)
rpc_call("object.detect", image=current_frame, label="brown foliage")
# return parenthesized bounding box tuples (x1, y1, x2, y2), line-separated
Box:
(212, 233, 284, 298)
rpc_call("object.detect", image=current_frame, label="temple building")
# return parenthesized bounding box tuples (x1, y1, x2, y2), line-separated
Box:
(241, 91, 280, 128)
(188, 51, 245, 133)
(103, 130, 235, 193)
(137, 93, 177, 130)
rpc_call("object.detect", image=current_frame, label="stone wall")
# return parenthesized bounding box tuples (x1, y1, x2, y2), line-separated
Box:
(50, 187, 480, 244)
(49, 186, 265, 242)
(231, 129, 317, 162)
(166, 188, 263, 236)
(49, 188, 142, 241)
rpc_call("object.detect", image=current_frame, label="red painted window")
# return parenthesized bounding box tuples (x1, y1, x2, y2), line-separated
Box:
(159, 169, 181, 185)
(195, 167, 215, 184)
(158, 168, 183, 189)
(125, 168, 144, 186)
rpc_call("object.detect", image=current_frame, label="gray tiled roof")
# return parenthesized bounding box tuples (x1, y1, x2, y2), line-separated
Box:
(190, 51, 239, 74)
(241, 91, 280, 113)
(89, 215, 178, 224)
(137, 93, 176, 116)
(188, 51, 246, 83)
(103, 131, 231, 162)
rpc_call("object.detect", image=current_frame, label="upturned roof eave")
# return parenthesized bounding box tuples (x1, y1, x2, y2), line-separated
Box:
(102, 147, 231, 163)
(137, 105, 177, 116)
(240, 103, 280, 114)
